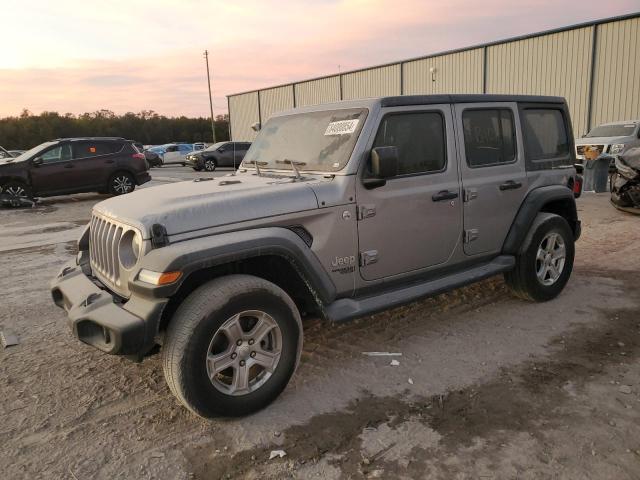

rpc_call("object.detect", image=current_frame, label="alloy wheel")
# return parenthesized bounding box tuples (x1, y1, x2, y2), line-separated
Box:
(535, 232, 566, 286)
(205, 310, 282, 396)
(3, 185, 27, 197)
(113, 176, 133, 194)
(205, 160, 216, 171)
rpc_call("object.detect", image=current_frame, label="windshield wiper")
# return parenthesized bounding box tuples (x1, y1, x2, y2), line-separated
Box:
(244, 160, 268, 176)
(276, 159, 307, 180)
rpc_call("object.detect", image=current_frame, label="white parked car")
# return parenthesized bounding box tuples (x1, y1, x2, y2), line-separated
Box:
(162, 144, 195, 165)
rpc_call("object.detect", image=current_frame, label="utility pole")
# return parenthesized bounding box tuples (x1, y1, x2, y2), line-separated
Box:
(204, 50, 216, 143)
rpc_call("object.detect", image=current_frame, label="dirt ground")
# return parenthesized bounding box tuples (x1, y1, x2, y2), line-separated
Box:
(1, 191, 639, 480)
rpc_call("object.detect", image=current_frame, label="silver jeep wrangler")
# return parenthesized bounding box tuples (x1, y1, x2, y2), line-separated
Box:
(51, 94, 581, 418)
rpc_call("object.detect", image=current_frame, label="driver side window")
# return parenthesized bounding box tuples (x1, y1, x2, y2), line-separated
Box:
(373, 112, 447, 176)
(41, 144, 72, 164)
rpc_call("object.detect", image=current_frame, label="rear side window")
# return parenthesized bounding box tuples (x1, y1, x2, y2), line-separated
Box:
(373, 112, 446, 175)
(73, 141, 122, 158)
(521, 109, 570, 160)
(462, 109, 516, 167)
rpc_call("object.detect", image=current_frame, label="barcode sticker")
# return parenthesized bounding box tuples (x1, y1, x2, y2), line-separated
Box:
(325, 119, 359, 136)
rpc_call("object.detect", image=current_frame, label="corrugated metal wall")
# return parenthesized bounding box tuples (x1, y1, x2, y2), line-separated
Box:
(342, 65, 401, 100)
(259, 85, 295, 122)
(590, 16, 640, 127)
(486, 26, 593, 135)
(228, 14, 640, 140)
(403, 48, 484, 95)
(228, 92, 259, 141)
(295, 76, 341, 107)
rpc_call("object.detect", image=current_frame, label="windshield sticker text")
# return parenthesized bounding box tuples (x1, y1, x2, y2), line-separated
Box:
(325, 119, 359, 136)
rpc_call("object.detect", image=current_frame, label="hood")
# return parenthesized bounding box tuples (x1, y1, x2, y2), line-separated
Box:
(93, 172, 323, 239)
(575, 135, 632, 145)
(620, 147, 640, 171)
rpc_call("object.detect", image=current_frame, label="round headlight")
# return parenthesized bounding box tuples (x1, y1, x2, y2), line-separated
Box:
(119, 230, 142, 269)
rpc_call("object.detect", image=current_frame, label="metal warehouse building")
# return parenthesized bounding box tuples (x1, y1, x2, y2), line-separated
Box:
(227, 12, 640, 141)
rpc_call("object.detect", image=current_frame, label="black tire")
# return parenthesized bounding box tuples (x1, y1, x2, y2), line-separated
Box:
(204, 158, 217, 172)
(162, 275, 303, 418)
(192, 167, 202, 172)
(1, 180, 33, 199)
(505, 213, 575, 302)
(108, 172, 135, 195)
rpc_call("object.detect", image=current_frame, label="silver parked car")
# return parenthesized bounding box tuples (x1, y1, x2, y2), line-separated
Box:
(575, 120, 640, 161)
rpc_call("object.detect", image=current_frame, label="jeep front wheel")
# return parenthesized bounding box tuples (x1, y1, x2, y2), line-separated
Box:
(504, 213, 575, 302)
(162, 275, 303, 418)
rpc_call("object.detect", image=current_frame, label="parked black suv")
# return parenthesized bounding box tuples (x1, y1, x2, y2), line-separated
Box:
(0, 137, 150, 198)
(185, 141, 250, 171)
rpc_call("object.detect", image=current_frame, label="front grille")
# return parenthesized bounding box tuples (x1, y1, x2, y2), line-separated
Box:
(576, 144, 604, 156)
(89, 214, 125, 287)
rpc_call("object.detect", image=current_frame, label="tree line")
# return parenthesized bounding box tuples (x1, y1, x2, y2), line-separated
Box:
(0, 109, 230, 150)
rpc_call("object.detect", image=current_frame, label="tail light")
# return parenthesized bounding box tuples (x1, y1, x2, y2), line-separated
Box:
(132, 153, 145, 160)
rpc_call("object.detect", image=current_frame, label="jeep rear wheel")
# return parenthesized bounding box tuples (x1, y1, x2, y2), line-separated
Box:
(505, 213, 575, 302)
(162, 275, 303, 418)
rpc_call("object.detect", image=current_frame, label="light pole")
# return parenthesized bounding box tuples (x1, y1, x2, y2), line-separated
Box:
(204, 50, 216, 143)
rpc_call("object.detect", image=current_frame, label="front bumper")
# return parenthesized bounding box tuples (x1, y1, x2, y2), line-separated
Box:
(50, 259, 166, 356)
(185, 156, 203, 168)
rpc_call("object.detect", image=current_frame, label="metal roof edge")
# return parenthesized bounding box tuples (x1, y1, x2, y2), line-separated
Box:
(227, 11, 640, 98)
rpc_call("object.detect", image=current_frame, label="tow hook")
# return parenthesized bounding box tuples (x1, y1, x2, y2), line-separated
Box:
(58, 266, 75, 278)
(82, 292, 101, 307)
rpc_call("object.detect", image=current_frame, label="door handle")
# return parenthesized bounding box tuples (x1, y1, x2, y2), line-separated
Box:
(64, 164, 74, 169)
(499, 180, 522, 191)
(432, 190, 459, 202)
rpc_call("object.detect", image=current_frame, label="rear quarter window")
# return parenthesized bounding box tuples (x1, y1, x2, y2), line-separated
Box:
(73, 141, 123, 158)
(521, 108, 572, 168)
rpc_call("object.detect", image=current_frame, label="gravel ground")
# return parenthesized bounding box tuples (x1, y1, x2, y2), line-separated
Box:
(1, 184, 639, 479)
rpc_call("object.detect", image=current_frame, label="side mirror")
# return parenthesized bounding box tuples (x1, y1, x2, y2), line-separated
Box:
(218, 147, 225, 152)
(363, 146, 398, 189)
(32, 157, 43, 166)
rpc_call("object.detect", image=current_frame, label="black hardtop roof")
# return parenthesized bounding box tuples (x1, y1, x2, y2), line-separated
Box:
(380, 94, 566, 108)
(53, 137, 127, 142)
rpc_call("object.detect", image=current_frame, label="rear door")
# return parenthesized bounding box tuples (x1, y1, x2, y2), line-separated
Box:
(163, 145, 180, 164)
(356, 105, 462, 280)
(454, 103, 527, 256)
(71, 141, 123, 189)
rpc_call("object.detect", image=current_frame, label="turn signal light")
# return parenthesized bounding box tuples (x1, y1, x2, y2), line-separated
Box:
(138, 269, 182, 286)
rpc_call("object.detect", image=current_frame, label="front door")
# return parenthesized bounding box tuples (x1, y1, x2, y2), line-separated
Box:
(454, 103, 528, 256)
(356, 106, 462, 281)
(29, 143, 74, 194)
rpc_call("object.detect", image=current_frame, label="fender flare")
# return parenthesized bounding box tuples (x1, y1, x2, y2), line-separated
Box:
(129, 227, 337, 304)
(502, 185, 578, 255)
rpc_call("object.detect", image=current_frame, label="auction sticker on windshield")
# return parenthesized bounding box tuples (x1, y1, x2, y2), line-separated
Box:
(325, 119, 359, 136)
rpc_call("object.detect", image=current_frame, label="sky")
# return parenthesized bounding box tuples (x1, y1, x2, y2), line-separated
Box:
(0, 0, 638, 118)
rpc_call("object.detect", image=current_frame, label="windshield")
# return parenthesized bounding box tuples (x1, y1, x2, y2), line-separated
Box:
(5, 141, 58, 163)
(204, 142, 226, 152)
(243, 108, 368, 172)
(586, 123, 638, 138)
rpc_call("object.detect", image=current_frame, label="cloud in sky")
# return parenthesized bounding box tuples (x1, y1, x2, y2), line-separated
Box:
(0, 0, 637, 117)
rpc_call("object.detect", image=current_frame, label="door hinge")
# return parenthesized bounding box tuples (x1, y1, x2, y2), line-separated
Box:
(464, 188, 478, 202)
(359, 250, 378, 267)
(357, 204, 376, 220)
(464, 229, 479, 243)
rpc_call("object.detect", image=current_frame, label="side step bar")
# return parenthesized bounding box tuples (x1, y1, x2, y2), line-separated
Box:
(325, 255, 515, 323)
